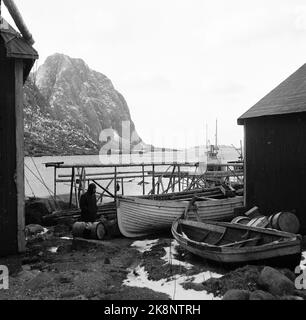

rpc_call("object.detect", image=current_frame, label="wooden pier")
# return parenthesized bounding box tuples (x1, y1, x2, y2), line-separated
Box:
(45, 161, 244, 208)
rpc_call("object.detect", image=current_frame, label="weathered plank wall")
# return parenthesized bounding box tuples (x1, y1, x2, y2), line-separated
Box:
(0, 60, 18, 255)
(244, 113, 306, 234)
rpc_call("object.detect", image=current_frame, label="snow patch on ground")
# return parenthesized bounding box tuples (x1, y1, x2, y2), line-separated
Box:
(60, 237, 73, 240)
(131, 240, 159, 253)
(48, 247, 58, 254)
(124, 265, 222, 300)
(39, 228, 49, 236)
(161, 240, 194, 270)
(126, 239, 223, 300)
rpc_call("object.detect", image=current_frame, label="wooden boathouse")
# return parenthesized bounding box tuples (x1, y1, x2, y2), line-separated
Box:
(238, 64, 306, 234)
(0, 1, 38, 256)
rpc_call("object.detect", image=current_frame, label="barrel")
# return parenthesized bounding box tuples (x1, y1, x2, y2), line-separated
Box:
(90, 222, 106, 240)
(231, 216, 251, 225)
(247, 216, 269, 229)
(72, 222, 106, 240)
(270, 212, 300, 234)
(72, 222, 88, 238)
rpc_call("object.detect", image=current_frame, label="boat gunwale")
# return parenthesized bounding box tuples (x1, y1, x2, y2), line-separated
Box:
(117, 195, 244, 209)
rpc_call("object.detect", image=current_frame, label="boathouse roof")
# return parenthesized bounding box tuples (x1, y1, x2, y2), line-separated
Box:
(238, 64, 306, 125)
(0, 19, 38, 80)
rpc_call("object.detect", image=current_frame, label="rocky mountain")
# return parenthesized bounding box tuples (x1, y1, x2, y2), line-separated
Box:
(24, 53, 143, 156)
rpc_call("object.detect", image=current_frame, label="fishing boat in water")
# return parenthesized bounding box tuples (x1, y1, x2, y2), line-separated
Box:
(171, 219, 302, 267)
(116, 187, 244, 238)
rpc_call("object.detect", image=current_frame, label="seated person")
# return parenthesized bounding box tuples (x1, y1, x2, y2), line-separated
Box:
(80, 184, 98, 223)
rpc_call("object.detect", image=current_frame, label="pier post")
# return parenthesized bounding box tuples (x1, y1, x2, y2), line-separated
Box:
(69, 167, 75, 208)
(152, 165, 155, 195)
(54, 167, 57, 202)
(114, 167, 117, 200)
(142, 165, 145, 195)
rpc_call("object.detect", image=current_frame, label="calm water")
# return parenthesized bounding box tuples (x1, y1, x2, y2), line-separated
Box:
(24, 148, 240, 199)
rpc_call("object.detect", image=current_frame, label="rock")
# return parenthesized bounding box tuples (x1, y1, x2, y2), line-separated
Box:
(222, 289, 250, 300)
(249, 290, 276, 300)
(280, 296, 304, 301)
(25, 272, 53, 291)
(280, 269, 296, 282)
(24, 53, 142, 157)
(258, 267, 295, 296)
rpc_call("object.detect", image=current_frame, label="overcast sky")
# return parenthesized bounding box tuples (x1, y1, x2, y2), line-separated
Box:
(3, 0, 306, 148)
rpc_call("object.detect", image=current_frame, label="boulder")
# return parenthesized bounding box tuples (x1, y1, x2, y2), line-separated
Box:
(280, 269, 297, 283)
(249, 290, 276, 300)
(258, 267, 295, 296)
(222, 289, 250, 300)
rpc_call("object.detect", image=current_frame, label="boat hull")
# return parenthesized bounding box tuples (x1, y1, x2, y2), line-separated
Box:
(172, 220, 302, 268)
(117, 196, 244, 238)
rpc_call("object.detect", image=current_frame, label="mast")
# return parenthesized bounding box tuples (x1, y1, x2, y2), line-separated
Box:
(215, 119, 218, 149)
(205, 123, 208, 149)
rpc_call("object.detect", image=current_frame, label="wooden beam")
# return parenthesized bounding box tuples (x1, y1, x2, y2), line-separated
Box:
(15, 59, 25, 253)
(69, 167, 75, 208)
(142, 165, 145, 195)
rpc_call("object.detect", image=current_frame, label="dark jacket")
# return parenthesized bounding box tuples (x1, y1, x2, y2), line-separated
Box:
(80, 192, 98, 223)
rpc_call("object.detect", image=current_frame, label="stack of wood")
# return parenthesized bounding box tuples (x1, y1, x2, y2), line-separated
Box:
(43, 202, 117, 226)
(143, 185, 242, 201)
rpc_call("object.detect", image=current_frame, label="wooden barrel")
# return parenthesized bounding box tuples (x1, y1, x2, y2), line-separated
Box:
(72, 222, 88, 238)
(270, 212, 300, 234)
(247, 216, 269, 229)
(72, 222, 106, 240)
(89, 222, 106, 240)
(231, 216, 251, 225)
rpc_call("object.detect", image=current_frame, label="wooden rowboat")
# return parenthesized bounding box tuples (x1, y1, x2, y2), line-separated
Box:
(172, 219, 302, 267)
(117, 193, 243, 238)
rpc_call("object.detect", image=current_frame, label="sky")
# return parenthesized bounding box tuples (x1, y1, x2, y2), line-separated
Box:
(3, 0, 306, 148)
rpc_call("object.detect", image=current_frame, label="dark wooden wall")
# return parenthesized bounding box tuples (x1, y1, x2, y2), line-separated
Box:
(0, 40, 19, 256)
(244, 113, 306, 234)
